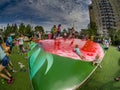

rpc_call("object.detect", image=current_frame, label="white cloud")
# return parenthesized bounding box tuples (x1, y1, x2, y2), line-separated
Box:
(26, 0, 90, 30)
(0, 23, 7, 29)
(0, 0, 91, 31)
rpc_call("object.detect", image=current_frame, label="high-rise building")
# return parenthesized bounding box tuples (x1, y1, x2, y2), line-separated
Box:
(89, 0, 120, 35)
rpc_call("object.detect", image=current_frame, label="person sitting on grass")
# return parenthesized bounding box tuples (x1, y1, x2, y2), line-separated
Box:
(73, 44, 85, 60)
(0, 37, 14, 84)
(92, 54, 102, 68)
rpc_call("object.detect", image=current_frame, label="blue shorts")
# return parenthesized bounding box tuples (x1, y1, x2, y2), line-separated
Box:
(1, 55, 9, 67)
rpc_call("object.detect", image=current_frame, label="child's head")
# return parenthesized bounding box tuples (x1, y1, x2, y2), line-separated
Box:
(96, 54, 100, 59)
(75, 44, 79, 48)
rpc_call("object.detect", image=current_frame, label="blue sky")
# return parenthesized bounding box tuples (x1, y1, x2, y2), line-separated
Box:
(0, 0, 91, 31)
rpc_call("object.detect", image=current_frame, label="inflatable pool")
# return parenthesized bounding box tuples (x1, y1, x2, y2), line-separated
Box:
(28, 39, 104, 90)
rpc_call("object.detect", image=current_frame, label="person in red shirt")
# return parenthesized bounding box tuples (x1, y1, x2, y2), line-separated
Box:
(57, 24, 61, 37)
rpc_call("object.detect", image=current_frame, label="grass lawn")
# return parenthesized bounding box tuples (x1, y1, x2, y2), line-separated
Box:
(0, 46, 33, 90)
(79, 46, 120, 90)
(0, 45, 120, 90)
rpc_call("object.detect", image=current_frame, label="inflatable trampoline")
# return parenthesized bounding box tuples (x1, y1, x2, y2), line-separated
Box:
(28, 39, 104, 90)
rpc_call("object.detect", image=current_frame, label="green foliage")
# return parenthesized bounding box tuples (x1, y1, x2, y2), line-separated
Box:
(0, 44, 119, 90)
(81, 29, 89, 35)
(3, 23, 45, 38)
(116, 30, 120, 41)
(4, 24, 11, 36)
(41, 32, 46, 39)
(89, 22, 97, 36)
(108, 29, 120, 45)
(25, 24, 33, 37)
(80, 22, 97, 38)
(90, 22, 97, 30)
(35, 26, 44, 33)
(80, 46, 120, 90)
(0, 45, 32, 90)
(12, 24, 19, 37)
(19, 23, 26, 34)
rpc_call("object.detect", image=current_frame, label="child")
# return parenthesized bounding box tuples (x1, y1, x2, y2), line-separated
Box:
(2, 39, 16, 73)
(92, 54, 102, 68)
(74, 44, 85, 60)
(1, 40, 10, 55)
(14, 39, 19, 53)
(18, 34, 27, 54)
(0, 37, 14, 84)
(5, 36, 13, 53)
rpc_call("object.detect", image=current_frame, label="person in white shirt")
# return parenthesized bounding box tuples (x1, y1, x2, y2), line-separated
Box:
(18, 34, 25, 54)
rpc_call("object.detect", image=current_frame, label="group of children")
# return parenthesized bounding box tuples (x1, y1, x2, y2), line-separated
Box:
(1, 31, 118, 85)
(74, 42, 120, 82)
(0, 33, 29, 84)
(73, 44, 102, 68)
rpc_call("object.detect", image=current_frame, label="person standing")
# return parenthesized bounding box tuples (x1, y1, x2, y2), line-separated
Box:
(18, 33, 25, 54)
(51, 25, 57, 39)
(57, 24, 61, 37)
(6, 35, 13, 53)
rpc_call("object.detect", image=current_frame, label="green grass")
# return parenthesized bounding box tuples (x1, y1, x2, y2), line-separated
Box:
(0, 45, 120, 90)
(0, 46, 33, 90)
(78, 46, 120, 90)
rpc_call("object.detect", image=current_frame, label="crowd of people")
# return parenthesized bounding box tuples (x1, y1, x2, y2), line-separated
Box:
(0, 24, 120, 85)
(50, 24, 78, 40)
(0, 33, 30, 84)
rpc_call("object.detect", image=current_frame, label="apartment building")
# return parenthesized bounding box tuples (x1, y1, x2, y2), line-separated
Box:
(89, 0, 120, 35)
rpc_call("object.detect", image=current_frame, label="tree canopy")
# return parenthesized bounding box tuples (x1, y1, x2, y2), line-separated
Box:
(3, 23, 44, 38)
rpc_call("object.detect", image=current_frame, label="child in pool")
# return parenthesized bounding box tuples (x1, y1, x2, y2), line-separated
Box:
(74, 44, 85, 60)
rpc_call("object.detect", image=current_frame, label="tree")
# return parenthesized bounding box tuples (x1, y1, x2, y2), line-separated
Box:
(90, 22, 97, 30)
(89, 22, 97, 36)
(115, 29, 120, 45)
(18, 23, 26, 34)
(108, 28, 116, 44)
(4, 24, 11, 37)
(25, 24, 33, 37)
(108, 28, 120, 45)
(34, 26, 44, 33)
(12, 24, 18, 38)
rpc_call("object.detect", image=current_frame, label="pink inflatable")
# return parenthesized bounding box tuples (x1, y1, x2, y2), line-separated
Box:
(37, 38, 104, 62)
